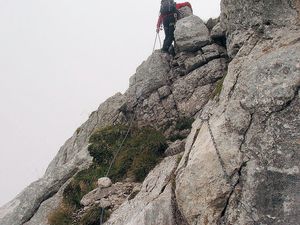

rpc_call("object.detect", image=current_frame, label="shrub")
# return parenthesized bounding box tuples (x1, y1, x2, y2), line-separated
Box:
(79, 206, 110, 225)
(168, 133, 186, 142)
(175, 117, 194, 131)
(131, 152, 159, 182)
(48, 202, 73, 225)
(63, 180, 82, 208)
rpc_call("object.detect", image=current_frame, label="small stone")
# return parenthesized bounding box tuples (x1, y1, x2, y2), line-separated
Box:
(83, 206, 90, 211)
(97, 177, 112, 188)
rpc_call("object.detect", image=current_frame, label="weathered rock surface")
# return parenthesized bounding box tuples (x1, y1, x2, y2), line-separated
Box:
(172, 58, 227, 116)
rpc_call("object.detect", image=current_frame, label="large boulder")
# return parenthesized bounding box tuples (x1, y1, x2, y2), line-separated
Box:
(175, 15, 210, 52)
(126, 51, 170, 101)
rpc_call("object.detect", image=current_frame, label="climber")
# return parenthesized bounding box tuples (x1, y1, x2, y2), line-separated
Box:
(156, 1, 192, 53)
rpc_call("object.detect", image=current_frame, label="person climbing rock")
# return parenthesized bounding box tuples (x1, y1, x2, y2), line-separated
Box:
(156, 1, 192, 54)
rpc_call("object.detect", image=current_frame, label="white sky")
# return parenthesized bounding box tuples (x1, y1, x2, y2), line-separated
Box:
(0, 0, 220, 206)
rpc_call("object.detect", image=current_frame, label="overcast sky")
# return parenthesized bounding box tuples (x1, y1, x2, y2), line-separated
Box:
(0, 0, 220, 206)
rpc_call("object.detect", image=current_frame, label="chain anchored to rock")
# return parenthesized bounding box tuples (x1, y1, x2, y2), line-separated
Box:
(99, 113, 136, 225)
(199, 113, 259, 224)
(199, 114, 231, 184)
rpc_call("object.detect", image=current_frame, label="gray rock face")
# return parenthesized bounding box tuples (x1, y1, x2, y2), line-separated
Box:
(217, 27, 300, 225)
(206, 17, 220, 31)
(175, 15, 210, 52)
(127, 45, 227, 130)
(172, 58, 227, 116)
(175, 2, 300, 224)
(220, 0, 300, 57)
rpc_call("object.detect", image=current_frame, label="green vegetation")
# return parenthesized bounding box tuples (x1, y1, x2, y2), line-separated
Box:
(48, 202, 73, 225)
(167, 117, 195, 141)
(175, 117, 194, 131)
(88, 125, 167, 182)
(49, 124, 167, 225)
(79, 206, 110, 225)
(211, 77, 225, 100)
(168, 133, 186, 142)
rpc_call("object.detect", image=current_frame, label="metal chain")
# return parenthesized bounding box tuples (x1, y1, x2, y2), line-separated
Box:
(199, 114, 259, 224)
(199, 115, 231, 184)
(206, 118, 231, 183)
(99, 114, 135, 225)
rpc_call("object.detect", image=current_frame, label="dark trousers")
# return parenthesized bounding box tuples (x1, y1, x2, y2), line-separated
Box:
(162, 15, 175, 52)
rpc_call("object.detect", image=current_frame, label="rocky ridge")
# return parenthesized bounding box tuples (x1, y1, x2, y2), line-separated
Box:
(0, 1, 299, 225)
